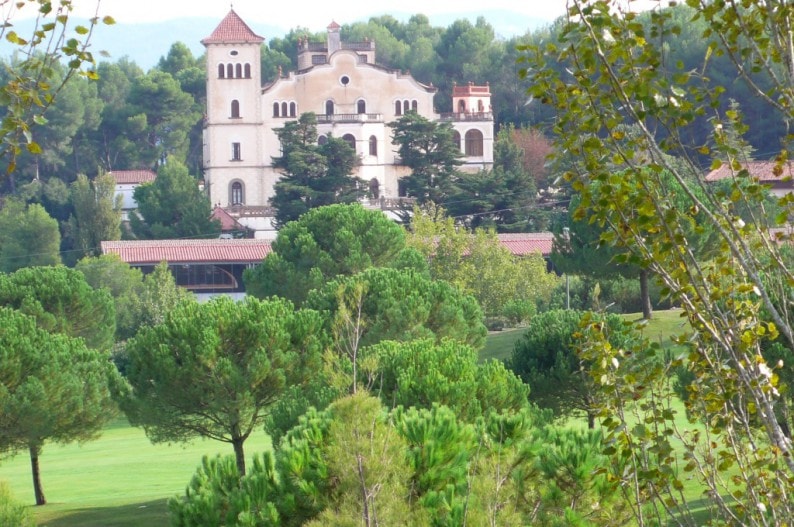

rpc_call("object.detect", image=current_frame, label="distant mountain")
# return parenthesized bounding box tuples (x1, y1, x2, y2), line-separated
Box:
(0, 11, 552, 70)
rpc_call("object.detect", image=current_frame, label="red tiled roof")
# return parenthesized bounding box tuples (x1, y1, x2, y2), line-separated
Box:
(110, 170, 156, 185)
(327, 20, 341, 30)
(201, 10, 265, 45)
(211, 206, 245, 231)
(101, 232, 553, 266)
(497, 232, 554, 257)
(101, 239, 271, 265)
(705, 160, 794, 183)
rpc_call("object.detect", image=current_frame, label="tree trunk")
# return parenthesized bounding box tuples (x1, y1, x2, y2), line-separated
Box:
(232, 437, 246, 476)
(587, 411, 596, 430)
(640, 269, 652, 320)
(29, 444, 46, 505)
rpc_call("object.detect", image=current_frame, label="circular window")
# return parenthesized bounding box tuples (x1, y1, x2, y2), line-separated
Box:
(230, 50, 239, 56)
(340, 75, 350, 86)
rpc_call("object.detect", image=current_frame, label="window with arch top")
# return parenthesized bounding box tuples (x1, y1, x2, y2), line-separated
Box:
(289, 102, 297, 117)
(273, 102, 280, 117)
(395, 101, 402, 116)
(235, 63, 242, 78)
(452, 130, 462, 152)
(281, 102, 288, 117)
(464, 129, 483, 157)
(218, 64, 225, 78)
(357, 100, 366, 114)
(226, 63, 233, 78)
(369, 135, 377, 156)
(325, 100, 334, 115)
(244, 63, 251, 78)
(230, 181, 244, 205)
(231, 100, 240, 118)
(342, 134, 356, 152)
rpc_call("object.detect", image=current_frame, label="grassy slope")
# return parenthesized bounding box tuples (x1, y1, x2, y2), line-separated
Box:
(480, 309, 691, 364)
(0, 419, 271, 527)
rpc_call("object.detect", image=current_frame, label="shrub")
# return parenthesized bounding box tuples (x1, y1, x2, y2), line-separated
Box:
(0, 482, 34, 527)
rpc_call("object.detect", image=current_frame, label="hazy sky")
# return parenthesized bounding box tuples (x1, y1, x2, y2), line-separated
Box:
(7, 0, 662, 28)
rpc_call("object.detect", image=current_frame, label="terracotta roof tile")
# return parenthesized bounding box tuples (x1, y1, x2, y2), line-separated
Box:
(705, 160, 794, 183)
(497, 232, 554, 257)
(211, 206, 245, 231)
(327, 20, 341, 30)
(201, 10, 264, 45)
(101, 232, 553, 267)
(110, 170, 156, 185)
(101, 239, 271, 265)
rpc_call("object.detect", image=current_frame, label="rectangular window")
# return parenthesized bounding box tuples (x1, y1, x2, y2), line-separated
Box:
(232, 142, 241, 161)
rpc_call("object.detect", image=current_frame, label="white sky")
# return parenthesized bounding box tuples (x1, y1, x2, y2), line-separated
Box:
(7, 0, 567, 25)
(6, 0, 664, 28)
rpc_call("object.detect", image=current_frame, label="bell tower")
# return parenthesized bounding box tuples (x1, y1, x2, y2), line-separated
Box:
(202, 10, 264, 208)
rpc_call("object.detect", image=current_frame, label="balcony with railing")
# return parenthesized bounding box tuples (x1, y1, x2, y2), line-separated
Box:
(316, 113, 383, 123)
(438, 112, 493, 122)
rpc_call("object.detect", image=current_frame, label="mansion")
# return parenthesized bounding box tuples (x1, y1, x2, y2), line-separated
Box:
(201, 10, 494, 229)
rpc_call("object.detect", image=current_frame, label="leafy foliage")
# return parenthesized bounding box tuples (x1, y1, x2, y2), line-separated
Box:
(69, 171, 122, 259)
(523, 0, 794, 522)
(0, 307, 119, 505)
(269, 113, 363, 227)
(0, 200, 61, 272)
(130, 157, 219, 239)
(306, 267, 487, 350)
(119, 295, 325, 475)
(244, 204, 423, 305)
(388, 112, 462, 203)
(0, 265, 115, 350)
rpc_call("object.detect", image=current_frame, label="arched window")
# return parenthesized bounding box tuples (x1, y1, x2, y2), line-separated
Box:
(231, 100, 240, 118)
(325, 100, 334, 115)
(226, 63, 234, 78)
(464, 129, 483, 157)
(411, 100, 418, 112)
(403, 100, 410, 114)
(281, 102, 288, 116)
(244, 63, 251, 78)
(452, 131, 462, 152)
(318, 135, 328, 146)
(458, 100, 466, 113)
(369, 135, 377, 156)
(273, 102, 280, 117)
(235, 63, 242, 78)
(230, 181, 244, 205)
(477, 99, 484, 112)
(289, 102, 297, 117)
(369, 178, 380, 199)
(357, 99, 366, 114)
(342, 133, 356, 152)
(395, 101, 402, 116)
(218, 64, 225, 78)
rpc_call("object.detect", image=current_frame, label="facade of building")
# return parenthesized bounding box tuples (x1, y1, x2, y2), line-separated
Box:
(111, 169, 157, 221)
(201, 10, 494, 214)
(705, 160, 794, 198)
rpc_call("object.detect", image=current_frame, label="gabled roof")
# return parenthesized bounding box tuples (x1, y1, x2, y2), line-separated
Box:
(705, 160, 794, 184)
(101, 239, 271, 265)
(110, 170, 156, 185)
(211, 206, 246, 231)
(201, 9, 264, 45)
(327, 20, 341, 30)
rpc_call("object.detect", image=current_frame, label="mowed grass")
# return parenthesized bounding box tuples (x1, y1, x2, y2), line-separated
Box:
(479, 308, 691, 364)
(0, 418, 272, 527)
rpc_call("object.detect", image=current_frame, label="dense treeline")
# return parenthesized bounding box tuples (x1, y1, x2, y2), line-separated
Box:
(0, 5, 784, 195)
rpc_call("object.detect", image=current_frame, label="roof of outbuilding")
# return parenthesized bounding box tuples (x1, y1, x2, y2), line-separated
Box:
(201, 9, 265, 45)
(101, 239, 271, 264)
(110, 170, 156, 185)
(705, 160, 794, 183)
(102, 233, 554, 266)
(497, 232, 554, 257)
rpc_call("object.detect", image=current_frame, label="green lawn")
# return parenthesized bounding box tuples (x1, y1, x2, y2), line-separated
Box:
(0, 419, 271, 527)
(479, 308, 691, 364)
